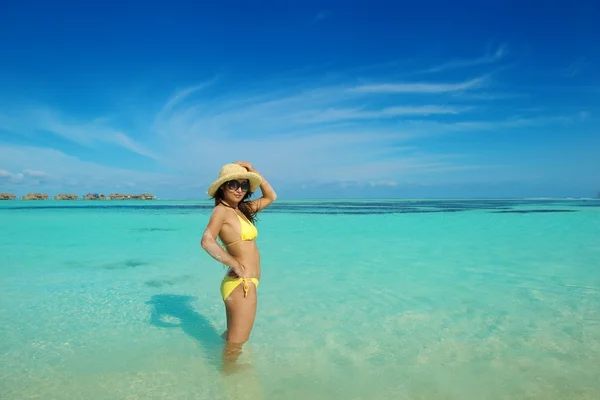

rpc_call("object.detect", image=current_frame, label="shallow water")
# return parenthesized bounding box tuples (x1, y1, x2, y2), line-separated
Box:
(1, 198, 599, 399)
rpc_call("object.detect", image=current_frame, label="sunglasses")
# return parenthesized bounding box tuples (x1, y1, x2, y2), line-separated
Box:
(226, 180, 250, 192)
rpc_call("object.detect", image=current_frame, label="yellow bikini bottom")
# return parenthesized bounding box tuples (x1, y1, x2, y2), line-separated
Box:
(220, 274, 259, 300)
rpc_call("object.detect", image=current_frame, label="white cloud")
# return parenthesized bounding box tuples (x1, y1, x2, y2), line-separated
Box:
(1, 51, 591, 197)
(150, 93, 474, 186)
(0, 108, 159, 160)
(348, 76, 486, 94)
(142, 70, 588, 192)
(23, 169, 51, 179)
(0, 169, 27, 184)
(423, 44, 508, 73)
(292, 105, 466, 123)
(368, 180, 398, 187)
(0, 145, 177, 192)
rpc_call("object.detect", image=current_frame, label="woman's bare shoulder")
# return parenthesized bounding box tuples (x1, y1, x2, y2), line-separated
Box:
(211, 204, 235, 222)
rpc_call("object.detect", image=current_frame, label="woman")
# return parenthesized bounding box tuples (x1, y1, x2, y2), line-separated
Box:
(200, 161, 277, 370)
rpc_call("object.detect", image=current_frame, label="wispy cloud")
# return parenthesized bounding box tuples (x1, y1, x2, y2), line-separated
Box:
(146, 71, 582, 190)
(291, 105, 467, 123)
(0, 169, 19, 183)
(348, 76, 487, 93)
(0, 108, 159, 160)
(0, 144, 176, 192)
(0, 51, 590, 197)
(387, 113, 585, 136)
(309, 10, 331, 24)
(561, 57, 589, 77)
(147, 74, 494, 186)
(162, 81, 219, 111)
(423, 44, 508, 73)
(451, 91, 526, 101)
(0, 167, 54, 185)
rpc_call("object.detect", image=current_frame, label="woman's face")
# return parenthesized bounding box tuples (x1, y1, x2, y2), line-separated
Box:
(221, 179, 250, 203)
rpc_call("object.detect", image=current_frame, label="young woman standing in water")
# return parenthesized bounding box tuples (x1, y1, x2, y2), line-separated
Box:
(200, 161, 277, 372)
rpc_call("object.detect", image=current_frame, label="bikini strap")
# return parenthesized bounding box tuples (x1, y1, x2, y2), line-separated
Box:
(219, 199, 233, 208)
(220, 199, 251, 223)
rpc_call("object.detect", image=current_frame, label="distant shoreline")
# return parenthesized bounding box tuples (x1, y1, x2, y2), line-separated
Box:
(0, 192, 156, 201)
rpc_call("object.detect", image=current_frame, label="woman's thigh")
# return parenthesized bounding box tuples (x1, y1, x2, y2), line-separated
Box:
(224, 281, 258, 343)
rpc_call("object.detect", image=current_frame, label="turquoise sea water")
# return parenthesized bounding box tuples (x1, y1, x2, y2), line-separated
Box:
(1, 198, 599, 400)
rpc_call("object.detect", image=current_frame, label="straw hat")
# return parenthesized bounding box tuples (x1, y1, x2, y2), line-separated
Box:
(207, 163, 262, 197)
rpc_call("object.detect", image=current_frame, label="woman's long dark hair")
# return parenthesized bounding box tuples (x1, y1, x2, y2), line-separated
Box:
(213, 184, 257, 224)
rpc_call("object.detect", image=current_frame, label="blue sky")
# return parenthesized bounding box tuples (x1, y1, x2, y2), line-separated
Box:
(1, 1, 598, 199)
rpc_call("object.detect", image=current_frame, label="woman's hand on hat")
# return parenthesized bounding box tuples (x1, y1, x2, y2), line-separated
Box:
(235, 161, 256, 173)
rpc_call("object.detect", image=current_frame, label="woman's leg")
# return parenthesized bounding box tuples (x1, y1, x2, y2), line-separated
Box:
(222, 281, 258, 371)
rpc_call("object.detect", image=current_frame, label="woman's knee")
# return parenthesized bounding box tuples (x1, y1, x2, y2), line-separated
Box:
(228, 336, 249, 345)
(226, 330, 250, 344)
(225, 306, 256, 342)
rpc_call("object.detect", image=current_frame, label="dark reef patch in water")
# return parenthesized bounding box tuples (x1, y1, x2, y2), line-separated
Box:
(491, 209, 577, 214)
(272, 208, 470, 215)
(266, 202, 516, 214)
(569, 203, 600, 207)
(145, 275, 194, 287)
(66, 259, 151, 270)
(131, 228, 178, 232)
(1, 204, 213, 211)
(102, 259, 150, 270)
(145, 280, 175, 288)
(3, 199, 597, 215)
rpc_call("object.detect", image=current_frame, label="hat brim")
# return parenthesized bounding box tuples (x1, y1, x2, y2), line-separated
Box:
(207, 172, 262, 197)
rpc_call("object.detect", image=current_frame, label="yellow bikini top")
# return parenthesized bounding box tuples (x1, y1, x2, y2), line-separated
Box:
(234, 212, 258, 242)
(220, 201, 258, 247)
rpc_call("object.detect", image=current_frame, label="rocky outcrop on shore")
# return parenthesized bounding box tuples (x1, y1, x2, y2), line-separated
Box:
(0, 193, 17, 200)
